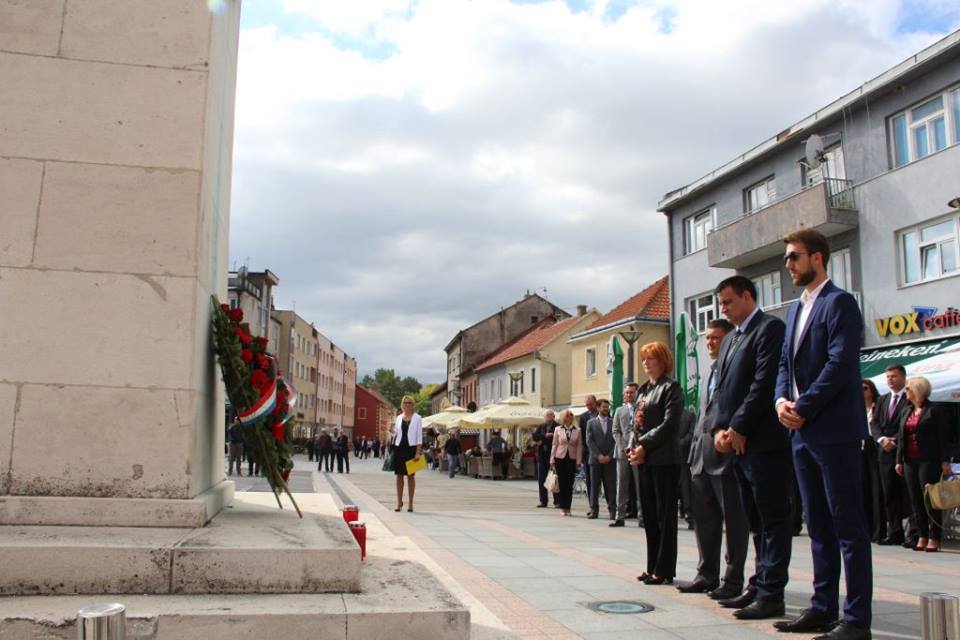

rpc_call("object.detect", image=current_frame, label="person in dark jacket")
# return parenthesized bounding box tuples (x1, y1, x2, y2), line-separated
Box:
(317, 430, 333, 472)
(677, 408, 696, 529)
(532, 411, 558, 507)
(444, 431, 462, 478)
(873, 364, 912, 546)
(628, 340, 683, 585)
(896, 376, 953, 552)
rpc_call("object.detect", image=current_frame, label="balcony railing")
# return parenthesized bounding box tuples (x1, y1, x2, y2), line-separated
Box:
(707, 180, 858, 269)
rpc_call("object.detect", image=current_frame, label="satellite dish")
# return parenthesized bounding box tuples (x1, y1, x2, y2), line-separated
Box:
(805, 134, 824, 169)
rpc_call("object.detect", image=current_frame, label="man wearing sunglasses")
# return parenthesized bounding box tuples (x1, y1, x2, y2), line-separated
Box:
(774, 229, 871, 640)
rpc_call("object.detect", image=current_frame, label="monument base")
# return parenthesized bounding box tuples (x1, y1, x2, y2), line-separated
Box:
(0, 481, 235, 529)
(0, 492, 360, 595)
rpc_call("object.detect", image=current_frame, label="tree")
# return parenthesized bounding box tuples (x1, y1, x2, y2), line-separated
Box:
(415, 384, 437, 416)
(360, 368, 423, 408)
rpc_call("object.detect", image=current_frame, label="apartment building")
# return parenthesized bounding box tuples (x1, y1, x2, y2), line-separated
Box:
(272, 309, 320, 439)
(317, 338, 357, 438)
(227, 267, 279, 339)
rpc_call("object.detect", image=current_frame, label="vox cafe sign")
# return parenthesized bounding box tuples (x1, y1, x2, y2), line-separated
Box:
(875, 306, 960, 338)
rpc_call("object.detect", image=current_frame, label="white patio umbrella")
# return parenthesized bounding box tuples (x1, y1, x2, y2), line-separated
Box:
(458, 397, 549, 429)
(422, 405, 469, 429)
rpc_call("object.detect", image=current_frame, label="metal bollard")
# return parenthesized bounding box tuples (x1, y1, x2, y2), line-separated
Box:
(77, 603, 126, 640)
(920, 592, 960, 640)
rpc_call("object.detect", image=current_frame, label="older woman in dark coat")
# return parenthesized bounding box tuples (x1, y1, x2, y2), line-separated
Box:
(628, 341, 683, 585)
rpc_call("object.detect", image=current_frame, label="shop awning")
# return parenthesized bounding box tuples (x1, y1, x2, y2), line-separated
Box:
(860, 336, 960, 402)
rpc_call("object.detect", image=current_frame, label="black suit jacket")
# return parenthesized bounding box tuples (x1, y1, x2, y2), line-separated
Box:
(873, 391, 910, 462)
(532, 420, 557, 460)
(896, 402, 952, 464)
(578, 410, 597, 464)
(711, 310, 789, 456)
(635, 376, 683, 466)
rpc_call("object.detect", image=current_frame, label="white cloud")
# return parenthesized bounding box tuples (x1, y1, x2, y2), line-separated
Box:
(230, 0, 955, 381)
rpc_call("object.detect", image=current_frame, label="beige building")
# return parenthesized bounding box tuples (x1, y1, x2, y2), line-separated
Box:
(473, 309, 600, 409)
(272, 310, 320, 439)
(568, 277, 671, 406)
(317, 338, 357, 437)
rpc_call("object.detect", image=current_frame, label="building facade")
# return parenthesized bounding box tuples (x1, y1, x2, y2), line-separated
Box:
(444, 293, 570, 406)
(272, 310, 320, 439)
(317, 338, 357, 438)
(568, 278, 671, 406)
(474, 309, 600, 409)
(660, 30, 960, 407)
(227, 267, 279, 339)
(354, 385, 395, 442)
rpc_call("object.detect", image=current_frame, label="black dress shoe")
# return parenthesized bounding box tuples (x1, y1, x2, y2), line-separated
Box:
(537, 503, 548, 508)
(609, 519, 625, 527)
(718, 588, 757, 609)
(812, 622, 871, 640)
(587, 512, 598, 519)
(643, 575, 673, 585)
(902, 538, 918, 549)
(734, 599, 785, 620)
(774, 607, 839, 633)
(708, 584, 742, 600)
(878, 534, 904, 546)
(676, 579, 719, 594)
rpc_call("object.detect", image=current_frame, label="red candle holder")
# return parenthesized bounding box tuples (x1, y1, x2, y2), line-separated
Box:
(342, 504, 359, 523)
(349, 520, 366, 559)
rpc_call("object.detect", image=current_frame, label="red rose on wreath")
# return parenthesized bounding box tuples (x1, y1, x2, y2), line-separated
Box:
(228, 308, 244, 323)
(234, 327, 252, 345)
(272, 422, 285, 442)
(256, 354, 270, 369)
(251, 369, 270, 391)
(255, 337, 269, 348)
(220, 304, 230, 312)
(241, 349, 253, 363)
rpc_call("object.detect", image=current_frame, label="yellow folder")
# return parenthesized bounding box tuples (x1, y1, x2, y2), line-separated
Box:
(405, 454, 427, 475)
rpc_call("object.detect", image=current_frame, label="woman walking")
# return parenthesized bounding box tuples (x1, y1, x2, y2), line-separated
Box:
(896, 376, 952, 552)
(393, 395, 423, 512)
(551, 409, 582, 516)
(629, 341, 683, 585)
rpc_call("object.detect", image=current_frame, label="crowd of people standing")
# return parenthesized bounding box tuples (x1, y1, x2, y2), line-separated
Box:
(529, 229, 956, 640)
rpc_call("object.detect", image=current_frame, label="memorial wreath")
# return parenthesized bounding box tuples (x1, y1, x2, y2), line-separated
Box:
(211, 296, 302, 516)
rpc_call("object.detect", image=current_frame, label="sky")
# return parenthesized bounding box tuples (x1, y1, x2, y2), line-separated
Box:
(227, 0, 959, 383)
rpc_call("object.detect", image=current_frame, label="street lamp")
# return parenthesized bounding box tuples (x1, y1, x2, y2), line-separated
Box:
(949, 196, 960, 209)
(618, 325, 642, 383)
(508, 370, 524, 396)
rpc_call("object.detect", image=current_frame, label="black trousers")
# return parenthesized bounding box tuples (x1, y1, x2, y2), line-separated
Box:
(555, 457, 576, 510)
(589, 461, 617, 516)
(735, 450, 793, 602)
(878, 455, 906, 538)
(903, 459, 943, 540)
(679, 462, 693, 520)
(860, 440, 885, 541)
(691, 471, 749, 590)
(638, 463, 680, 579)
(336, 450, 350, 473)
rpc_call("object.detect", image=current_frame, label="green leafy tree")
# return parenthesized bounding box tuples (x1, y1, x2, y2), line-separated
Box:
(415, 384, 437, 415)
(360, 368, 423, 408)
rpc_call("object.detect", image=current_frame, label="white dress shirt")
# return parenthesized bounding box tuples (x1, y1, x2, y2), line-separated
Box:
(777, 278, 830, 406)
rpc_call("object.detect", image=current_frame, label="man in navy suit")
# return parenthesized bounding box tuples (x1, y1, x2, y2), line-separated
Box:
(710, 275, 792, 620)
(774, 229, 872, 640)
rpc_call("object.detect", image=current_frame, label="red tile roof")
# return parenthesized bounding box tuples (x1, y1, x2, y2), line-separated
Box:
(474, 315, 586, 372)
(587, 276, 670, 330)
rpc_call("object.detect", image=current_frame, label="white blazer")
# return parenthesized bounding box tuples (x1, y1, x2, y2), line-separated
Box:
(394, 414, 423, 447)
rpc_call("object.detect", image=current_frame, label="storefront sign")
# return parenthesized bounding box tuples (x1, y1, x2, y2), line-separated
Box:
(875, 306, 960, 338)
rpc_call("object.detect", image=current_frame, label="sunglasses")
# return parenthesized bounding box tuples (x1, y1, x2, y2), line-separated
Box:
(783, 251, 809, 264)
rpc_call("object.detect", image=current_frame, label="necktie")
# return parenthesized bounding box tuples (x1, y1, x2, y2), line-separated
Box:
(888, 393, 897, 419)
(707, 364, 717, 403)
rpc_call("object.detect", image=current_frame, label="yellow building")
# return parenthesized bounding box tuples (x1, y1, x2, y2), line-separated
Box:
(568, 276, 671, 406)
(473, 309, 600, 409)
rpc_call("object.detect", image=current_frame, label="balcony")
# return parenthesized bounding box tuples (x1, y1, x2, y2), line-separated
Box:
(707, 179, 858, 269)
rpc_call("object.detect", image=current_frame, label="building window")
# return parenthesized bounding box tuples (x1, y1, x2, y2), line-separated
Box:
(744, 176, 776, 213)
(752, 271, 782, 309)
(530, 367, 536, 393)
(828, 247, 853, 292)
(585, 347, 597, 378)
(890, 86, 960, 167)
(683, 206, 716, 255)
(899, 215, 959, 284)
(688, 293, 717, 334)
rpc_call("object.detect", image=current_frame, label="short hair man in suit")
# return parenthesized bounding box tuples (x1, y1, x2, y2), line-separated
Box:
(586, 399, 617, 519)
(711, 275, 792, 621)
(578, 394, 599, 513)
(774, 229, 872, 639)
(611, 383, 639, 526)
(873, 364, 912, 546)
(676, 318, 750, 603)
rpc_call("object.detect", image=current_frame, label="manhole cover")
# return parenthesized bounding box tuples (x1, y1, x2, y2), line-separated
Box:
(587, 601, 655, 614)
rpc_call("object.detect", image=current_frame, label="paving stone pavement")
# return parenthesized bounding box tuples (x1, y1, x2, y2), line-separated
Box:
(239, 455, 959, 639)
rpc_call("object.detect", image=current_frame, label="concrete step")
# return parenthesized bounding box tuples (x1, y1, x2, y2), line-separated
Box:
(0, 553, 469, 639)
(0, 493, 361, 595)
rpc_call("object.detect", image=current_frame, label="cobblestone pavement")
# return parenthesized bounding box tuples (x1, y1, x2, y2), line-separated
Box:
(235, 455, 958, 640)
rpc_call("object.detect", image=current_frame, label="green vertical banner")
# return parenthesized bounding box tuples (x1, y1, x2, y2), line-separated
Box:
(607, 335, 624, 408)
(675, 312, 700, 411)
